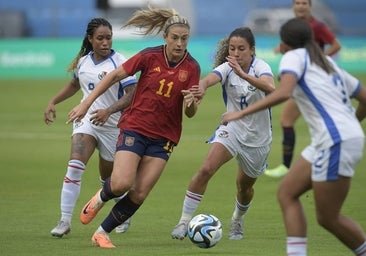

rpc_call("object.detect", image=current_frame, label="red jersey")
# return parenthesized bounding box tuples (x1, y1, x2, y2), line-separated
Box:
(119, 45, 200, 144)
(308, 17, 336, 50)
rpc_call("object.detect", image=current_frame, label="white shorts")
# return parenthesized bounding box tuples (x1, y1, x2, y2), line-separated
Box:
(72, 114, 119, 162)
(208, 125, 271, 178)
(301, 137, 364, 182)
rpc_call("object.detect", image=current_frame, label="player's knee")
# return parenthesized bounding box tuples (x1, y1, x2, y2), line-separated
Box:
(197, 164, 215, 181)
(277, 184, 293, 206)
(316, 212, 335, 231)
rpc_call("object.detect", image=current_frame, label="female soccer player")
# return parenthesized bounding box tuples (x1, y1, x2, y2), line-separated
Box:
(44, 18, 137, 237)
(222, 18, 366, 256)
(171, 27, 275, 240)
(67, 6, 200, 248)
(266, 0, 342, 178)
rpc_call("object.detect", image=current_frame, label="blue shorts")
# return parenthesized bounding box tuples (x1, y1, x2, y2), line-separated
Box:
(116, 130, 175, 161)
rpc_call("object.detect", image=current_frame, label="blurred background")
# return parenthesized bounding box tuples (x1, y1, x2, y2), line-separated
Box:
(0, 0, 365, 78)
(1, 0, 365, 38)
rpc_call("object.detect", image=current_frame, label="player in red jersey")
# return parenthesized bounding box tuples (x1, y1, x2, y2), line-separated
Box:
(266, 0, 342, 178)
(67, 5, 200, 248)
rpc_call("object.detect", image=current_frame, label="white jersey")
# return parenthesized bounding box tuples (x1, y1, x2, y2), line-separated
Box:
(75, 50, 137, 128)
(213, 57, 273, 147)
(279, 48, 364, 150)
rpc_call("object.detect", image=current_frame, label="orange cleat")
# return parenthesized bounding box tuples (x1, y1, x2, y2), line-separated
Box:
(92, 232, 116, 248)
(80, 189, 105, 225)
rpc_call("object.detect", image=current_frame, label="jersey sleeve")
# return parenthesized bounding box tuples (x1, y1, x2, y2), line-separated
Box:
(213, 62, 231, 84)
(122, 51, 144, 77)
(188, 59, 201, 89)
(327, 56, 360, 98)
(279, 50, 305, 80)
(115, 53, 137, 88)
(254, 58, 274, 78)
(342, 70, 361, 98)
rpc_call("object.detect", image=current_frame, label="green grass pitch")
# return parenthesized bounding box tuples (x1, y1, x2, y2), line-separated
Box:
(0, 75, 365, 256)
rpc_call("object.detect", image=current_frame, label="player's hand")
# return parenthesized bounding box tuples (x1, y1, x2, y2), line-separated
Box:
(66, 103, 88, 124)
(90, 109, 110, 126)
(182, 90, 195, 107)
(221, 111, 242, 125)
(226, 56, 243, 76)
(190, 85, 204, 104)
(44, 103, 56, 125)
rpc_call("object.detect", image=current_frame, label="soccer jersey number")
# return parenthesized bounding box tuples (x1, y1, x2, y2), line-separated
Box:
(240, 95, 248, 109)
(156, 79, 173, 98)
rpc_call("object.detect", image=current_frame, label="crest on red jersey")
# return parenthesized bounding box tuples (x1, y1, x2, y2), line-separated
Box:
(178, 70, 188, 82)
(124, 136, 135, 146)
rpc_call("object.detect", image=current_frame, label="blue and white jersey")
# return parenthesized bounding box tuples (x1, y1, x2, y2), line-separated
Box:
(213, 57, 273, 147)
(75, 50, 137, 128)
(279, 48, 364, 149)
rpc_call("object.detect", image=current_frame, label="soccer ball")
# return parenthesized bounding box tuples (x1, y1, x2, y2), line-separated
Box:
(187, 213, 223, 248)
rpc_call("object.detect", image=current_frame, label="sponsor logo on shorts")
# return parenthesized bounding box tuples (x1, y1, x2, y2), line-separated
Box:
(218, 130, 229, 138)
(74, 121, 84, 128)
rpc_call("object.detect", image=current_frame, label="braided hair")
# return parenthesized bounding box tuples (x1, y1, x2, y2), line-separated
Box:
(68, 18, 112, 72)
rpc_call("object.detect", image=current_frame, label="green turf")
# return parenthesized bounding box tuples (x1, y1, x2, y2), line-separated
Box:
(0, 75, 365, 256)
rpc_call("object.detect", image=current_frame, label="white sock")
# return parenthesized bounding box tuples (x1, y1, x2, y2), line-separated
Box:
(355, 241, 366, 256)
(60, 160, 85, 223)
(232, 198, 251, 221)
(96, 225, 107, 234)
(287, 236, 307, 256)
(178, 190, 203, 223)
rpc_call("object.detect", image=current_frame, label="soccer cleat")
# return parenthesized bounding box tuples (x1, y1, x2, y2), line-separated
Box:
(92, 232, 116, 248)
(264, 164, 289, 178)
(80, 189, 105, 225)
(171, 221, 188, 240)
(228, 219, 244, 240)
(50, 220, 71, 238)
(115, 218, 131, 233)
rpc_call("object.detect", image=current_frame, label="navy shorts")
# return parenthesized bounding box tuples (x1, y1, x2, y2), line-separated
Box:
(116, 130, 175, 161)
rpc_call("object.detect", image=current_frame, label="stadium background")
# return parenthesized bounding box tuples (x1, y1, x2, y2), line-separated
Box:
(0, 0, 365, 78)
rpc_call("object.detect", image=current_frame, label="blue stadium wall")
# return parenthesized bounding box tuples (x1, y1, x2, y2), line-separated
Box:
(0, 0, 365, 37)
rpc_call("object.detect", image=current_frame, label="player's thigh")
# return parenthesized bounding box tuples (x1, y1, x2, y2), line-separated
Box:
(278, 156, 312, 201)
(98, 155, 114, 180)
(110, 150, 141, 192)
(280, 99, 301, 126)
(131, 155, 167, 203)
(70, 117, 97, 161)
(70, 133, 97, 162)
(312, 177, 350, 220)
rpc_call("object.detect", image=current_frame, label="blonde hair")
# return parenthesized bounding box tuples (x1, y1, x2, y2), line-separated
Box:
(122, 5, 190, 36)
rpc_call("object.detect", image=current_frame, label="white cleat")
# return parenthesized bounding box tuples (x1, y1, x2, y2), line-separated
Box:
(171, 222, 188, 240)
(115, 218, 131, 233)
(50, 220, 71, 238)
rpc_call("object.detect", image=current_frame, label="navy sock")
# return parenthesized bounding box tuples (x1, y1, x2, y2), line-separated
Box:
(282, 127, 295, 168)
(101, 195, 140, 233)
(100, 177, 119, 202)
